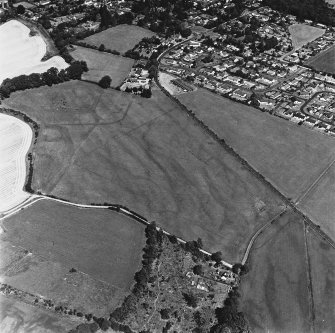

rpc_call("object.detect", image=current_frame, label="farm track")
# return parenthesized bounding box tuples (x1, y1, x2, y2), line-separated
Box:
(303, 221, 316, 333)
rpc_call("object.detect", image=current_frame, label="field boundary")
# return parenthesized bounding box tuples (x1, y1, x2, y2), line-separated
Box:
(303, 221, 316, 333)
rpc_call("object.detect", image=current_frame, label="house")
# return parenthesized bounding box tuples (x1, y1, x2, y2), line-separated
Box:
(197, 281, 209, 292)
(304, 117, 318, 127)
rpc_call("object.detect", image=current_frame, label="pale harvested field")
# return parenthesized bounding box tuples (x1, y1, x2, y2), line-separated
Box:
(0, 20, 68, 84)
(307, 230, 335, 333)
(177, 89, 335, 201)
(240, 212, 312, 333)
(2, 199, 146, 290)
(70, 46, 134, 87)
(298, 163, 335, 241)
(0, 240, 125, 316)
(4, 81, 285, 261)
(0, 113, 32, 213)
(82, 24, 155, 54)
(289, 24, 325, 50)
(0, 294, 80, 333)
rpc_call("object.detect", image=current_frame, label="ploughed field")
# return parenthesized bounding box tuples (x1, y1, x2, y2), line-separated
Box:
(70, 45, 134, 87)
(4, 81, 286, 262)
(2, 199, 146, 291)
(0, 20, 68, 84)
(82, 24, 155, 54)
(0, 113, 32, 213)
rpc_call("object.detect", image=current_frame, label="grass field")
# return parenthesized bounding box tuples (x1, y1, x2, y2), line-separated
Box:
(0, 294, 80, 333)
(306, 45, 335, 74)
(82, 24, 155, 54)
(70, 45, 134, 87)
(289, 24, 325, 50)
(298, 162, 335, 241)
(4, 81, 285, 262)
(0, 240, 125, 317)
(240, 212, 313, 333)
(2, 200, 146, 291)
(307, 230, 335, 333)
(177, 89, 335, 201)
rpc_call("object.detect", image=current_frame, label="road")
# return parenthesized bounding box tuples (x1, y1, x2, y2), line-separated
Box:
(241, 209, 287, 265)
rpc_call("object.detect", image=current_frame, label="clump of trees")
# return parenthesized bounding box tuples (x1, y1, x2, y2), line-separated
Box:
(111, 222, 163, 323)
(16, 4, 25, 15)
(0, 61, 88, 99)
(210, 287, 250, 333)
(183, 292, 198, 308)
(98, 75, 112, 89)
(263, 0, 335, 26)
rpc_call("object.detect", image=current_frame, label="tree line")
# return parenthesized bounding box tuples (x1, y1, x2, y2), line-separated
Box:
(263, 0, 335, 26)
(0, 61, 88, 99)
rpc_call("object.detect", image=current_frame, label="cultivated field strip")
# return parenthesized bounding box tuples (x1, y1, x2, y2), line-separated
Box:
(0, 114, 32, 213)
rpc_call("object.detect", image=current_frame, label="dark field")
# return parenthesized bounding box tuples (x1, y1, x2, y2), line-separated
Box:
(2, 199, 146, 290)
(0, 294, 80, 333)
(82, 24, 155, 54)
(178, 89, 335, 201)
(240, 211, 313, 333)
(70, 46, 134, 87)
(4, 81, 285, 262)
(306, 45, 335, 74)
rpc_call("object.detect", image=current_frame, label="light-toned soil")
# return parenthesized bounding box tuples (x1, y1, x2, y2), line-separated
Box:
(289, 24, 325, 50)
(0, 20, 68, 84)
(0, 294, 80, 333)
(82, 24, 155, 54)
(70, 46, 134, 87)
(177, 89, 335, 201)
(158, 71, 191, 95)
(0, 113, 32, 214)
(4, 81, 285, 262)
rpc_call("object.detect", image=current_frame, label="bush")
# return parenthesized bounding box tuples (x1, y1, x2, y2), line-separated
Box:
(98, 75, 112, 89)
(183, 292, 198, 308)
(17, 4, 25, 15)
(211, 251, 222, 263)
